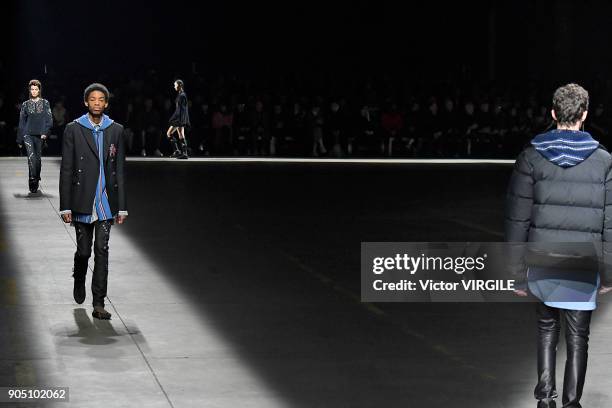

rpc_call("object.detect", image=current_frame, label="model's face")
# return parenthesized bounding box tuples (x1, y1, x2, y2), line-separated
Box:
(30, 85, 40, 98)
(85, 90, 108, 115)
(174, 82, 179, 91)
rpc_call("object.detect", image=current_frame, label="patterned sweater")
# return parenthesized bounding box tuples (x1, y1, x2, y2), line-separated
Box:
(17, 98, 53, 143)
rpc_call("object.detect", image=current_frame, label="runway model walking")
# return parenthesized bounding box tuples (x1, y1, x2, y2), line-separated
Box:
(59, 83, 128, 320)
(17, 79, 53, 193)
(166, 79, 190, 159)
(505, 83, 612, 408)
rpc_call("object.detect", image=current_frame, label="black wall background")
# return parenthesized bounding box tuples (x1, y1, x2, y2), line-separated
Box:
(5, 1, 612, 89)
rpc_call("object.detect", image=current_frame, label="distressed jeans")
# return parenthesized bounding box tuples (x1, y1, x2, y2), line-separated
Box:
(23, 134, 43, 181)
(73, 220, 113, 307)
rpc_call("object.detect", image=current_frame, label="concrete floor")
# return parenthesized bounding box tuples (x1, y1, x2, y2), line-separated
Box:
(0, 157, 611, 407)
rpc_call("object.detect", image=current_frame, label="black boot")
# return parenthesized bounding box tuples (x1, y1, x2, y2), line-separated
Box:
(72, 254, 88, 304)
(177, 139, 189, 159)
(28, 178, 37, 194)
(170, 137, 181, 158)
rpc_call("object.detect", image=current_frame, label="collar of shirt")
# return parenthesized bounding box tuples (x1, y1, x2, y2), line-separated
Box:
(87, 115, 102, 130)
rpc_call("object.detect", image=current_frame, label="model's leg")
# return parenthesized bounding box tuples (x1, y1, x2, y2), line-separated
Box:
(167, 126, 181, 158)
(177, 127, 188, 159)
(23, 135, 37, 191)
(534, 302, 560, 405)
(561, 309, 592, 408)
(73, 222, 94, 304)
(32, 136, 43, 182)
(166, 126, 175, 138)
(91, 220, 112, 309)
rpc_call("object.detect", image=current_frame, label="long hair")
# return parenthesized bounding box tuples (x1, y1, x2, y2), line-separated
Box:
(28, 79, 42, 98)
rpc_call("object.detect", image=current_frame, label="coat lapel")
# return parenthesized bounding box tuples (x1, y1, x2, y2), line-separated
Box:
(81, 126, 99, 160)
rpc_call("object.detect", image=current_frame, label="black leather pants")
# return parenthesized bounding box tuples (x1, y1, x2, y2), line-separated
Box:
(73, 220, 112, 307)
(535, 302, 592, 408)
(23, 134, 42, 181)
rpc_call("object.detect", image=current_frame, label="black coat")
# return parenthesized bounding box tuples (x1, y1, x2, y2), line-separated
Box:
(504, 145, 612, 284)
(59, 121, 127, 215)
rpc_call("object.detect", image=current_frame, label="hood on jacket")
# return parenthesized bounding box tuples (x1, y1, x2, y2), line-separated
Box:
(75, 113, 114, 131)
(531, 129, 600, 167)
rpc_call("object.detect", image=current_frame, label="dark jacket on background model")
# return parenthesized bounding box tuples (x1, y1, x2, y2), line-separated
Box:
(17, 98, 53, 144)
(504, 128, 612, 286)
(59, 116, 127, 215)
(168, 91, 190, 127)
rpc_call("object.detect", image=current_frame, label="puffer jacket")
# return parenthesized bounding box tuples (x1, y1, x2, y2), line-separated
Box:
(504, 129, 612, 285)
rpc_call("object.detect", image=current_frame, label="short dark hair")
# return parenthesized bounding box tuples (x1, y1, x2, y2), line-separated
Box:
(29, 79, 41, 89)
(552, 83, 589, 126)
(28, 79, 41, 96)
(83, 83, 110, 101)
(174, 79, 184, 91)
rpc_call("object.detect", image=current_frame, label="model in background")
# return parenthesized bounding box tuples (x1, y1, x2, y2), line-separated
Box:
(59, 83, 128, 320)
(166, 79, 190, 159)
(17, 79, 53, 193)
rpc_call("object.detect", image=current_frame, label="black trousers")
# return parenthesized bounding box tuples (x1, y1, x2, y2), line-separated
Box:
(535, 302, 592, 408)
(73, 220, 113, 307)
(23, 135, 43, 181)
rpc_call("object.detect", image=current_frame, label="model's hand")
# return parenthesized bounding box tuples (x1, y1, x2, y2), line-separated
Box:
(61, 213, 72, 223)
(514, 289, 528, 297)
(117, 215, 127, 225)
(599, 285, 612, 295)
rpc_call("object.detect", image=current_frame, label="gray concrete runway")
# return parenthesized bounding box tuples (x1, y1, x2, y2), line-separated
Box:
(1, 157, 611, 408)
